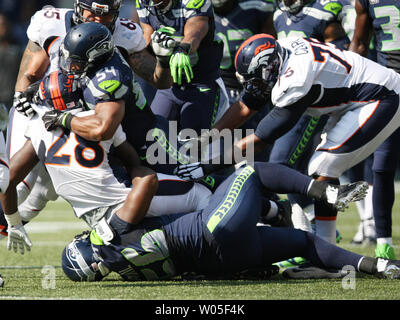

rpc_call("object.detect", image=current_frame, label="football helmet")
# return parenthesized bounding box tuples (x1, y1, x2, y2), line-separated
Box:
(275, 0, 312, 14)
(38, 71, 84, 111)
(139, 0, 176, 16)
(235, 34, 286, 100)
(73, 0, 122, 32)
(62, 231, 109, 282)
(59, 22, 114, 78)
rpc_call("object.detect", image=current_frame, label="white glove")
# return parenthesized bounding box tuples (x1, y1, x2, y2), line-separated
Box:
(150, 27, 177, 63)
(5, 212, 32, 254)
(13, 91, 36, 119)
(8, 224, 32, 254)
(174, 162, 206, 181)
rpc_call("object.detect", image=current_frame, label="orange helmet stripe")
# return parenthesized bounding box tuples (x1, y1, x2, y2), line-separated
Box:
(234, 33, 276, 69)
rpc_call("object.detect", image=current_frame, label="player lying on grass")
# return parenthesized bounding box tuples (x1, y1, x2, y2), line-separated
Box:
(60, 163, 400, 282)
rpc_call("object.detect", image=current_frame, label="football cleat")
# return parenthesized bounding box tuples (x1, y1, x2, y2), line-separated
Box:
(282, 265, 349, 279)
(325, 181, 369, 212)
(376, 259, 400, 279)
(0, 273, 4, 287)
(351, 219, 376, 246)
(375, 243, 396, 260)
(273, 257, 308, 269)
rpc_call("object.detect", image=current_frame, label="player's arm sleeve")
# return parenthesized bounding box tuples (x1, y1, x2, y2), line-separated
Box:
(254, 85, 322, 144)
(240, 91, 269, 111)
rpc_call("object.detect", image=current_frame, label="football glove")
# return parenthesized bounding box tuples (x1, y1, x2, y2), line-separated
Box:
(174, 162, 206, 181)
(169, 43, 194, 85)
(42, 110, 74, 131)
(13, 82, 40, 119)
(5, 212, 32, 255)
(151, 26, 177, 67)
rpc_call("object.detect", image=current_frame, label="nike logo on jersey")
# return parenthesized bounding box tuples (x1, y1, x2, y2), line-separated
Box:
(199, 87, 211, 92)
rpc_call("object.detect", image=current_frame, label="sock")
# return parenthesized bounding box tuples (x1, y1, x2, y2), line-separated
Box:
(315, 218, 337, 244)
(313, 179, 339, 244)
(377, 237, 393, 246)
(357, 256, 378, 274)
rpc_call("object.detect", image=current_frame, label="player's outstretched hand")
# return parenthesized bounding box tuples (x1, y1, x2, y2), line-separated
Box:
(7, 224, 32, 255)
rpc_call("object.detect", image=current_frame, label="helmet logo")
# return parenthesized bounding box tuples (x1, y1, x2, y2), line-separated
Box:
(248, 47, 275, 74)
(254, 42, 275, 56)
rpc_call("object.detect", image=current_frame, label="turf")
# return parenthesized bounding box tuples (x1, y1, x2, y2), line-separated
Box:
(0, 196, 399, 301)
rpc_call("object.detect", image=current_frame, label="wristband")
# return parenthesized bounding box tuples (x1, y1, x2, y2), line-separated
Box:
(61, 112, 74, 130)
(4, 211, 22, 227)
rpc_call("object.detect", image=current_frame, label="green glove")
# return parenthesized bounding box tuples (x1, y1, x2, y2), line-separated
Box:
(169, 44, 194, 85)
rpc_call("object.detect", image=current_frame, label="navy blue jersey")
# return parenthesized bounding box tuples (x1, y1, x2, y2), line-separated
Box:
(91, 165, 266, 280)
(215, 0, 275, 89)
(359, 0, 400, 73)
(274, 0, 349, 45)
(81, 50, 156, 150)
(137, 0, 223, 83)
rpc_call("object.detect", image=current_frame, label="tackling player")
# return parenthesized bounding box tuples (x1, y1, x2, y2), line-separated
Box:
(2, 0, 173, 239)
(175, 34, 400, 247)
(349, 0, 400, 259)
(59, 164, 399, 283)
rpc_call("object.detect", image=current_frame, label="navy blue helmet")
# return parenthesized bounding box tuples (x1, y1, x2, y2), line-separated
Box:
(235, 34, 286, 100)
(61, 231, 108, 282)
(73, 0, 122, 31)
(59, 22, 114, 78)
(139, 0, 177, 15)
(275, 0, 312, 14)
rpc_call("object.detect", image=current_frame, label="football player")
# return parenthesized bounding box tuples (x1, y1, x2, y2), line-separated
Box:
(0, 104, 212, 255)
(1, 78, 369, 255)
(349, 0, 400, 259)
(59, 164, 399, 283)
(270, 0, 359, 236)
(136, 0, 230, 135)
(2, 0, 173, 239)
(212, 0, 276, 162)
(175, 34, 400, 246)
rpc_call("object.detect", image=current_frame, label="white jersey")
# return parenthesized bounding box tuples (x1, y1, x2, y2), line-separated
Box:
(27, 7, 146, 66)
(26, 110, 130, 218)
(273, 37, 400, 116)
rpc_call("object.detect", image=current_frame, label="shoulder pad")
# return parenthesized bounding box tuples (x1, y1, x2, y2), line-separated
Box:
(27, 8, 72, 48)
(322, 1, 343, 16)
(183, 0, 212, 12)
(86, 60, 131, 102)
(239, 0, 275, 12)
(272, 54, 314, 107)
(113, 18, 146, 55)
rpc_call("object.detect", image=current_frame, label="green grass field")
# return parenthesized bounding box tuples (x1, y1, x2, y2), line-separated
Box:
(0, 195, 399, 301)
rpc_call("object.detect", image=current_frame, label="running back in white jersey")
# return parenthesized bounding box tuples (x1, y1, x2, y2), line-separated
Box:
(273, 37, 400, 116)
(25, 110, 130, 218)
